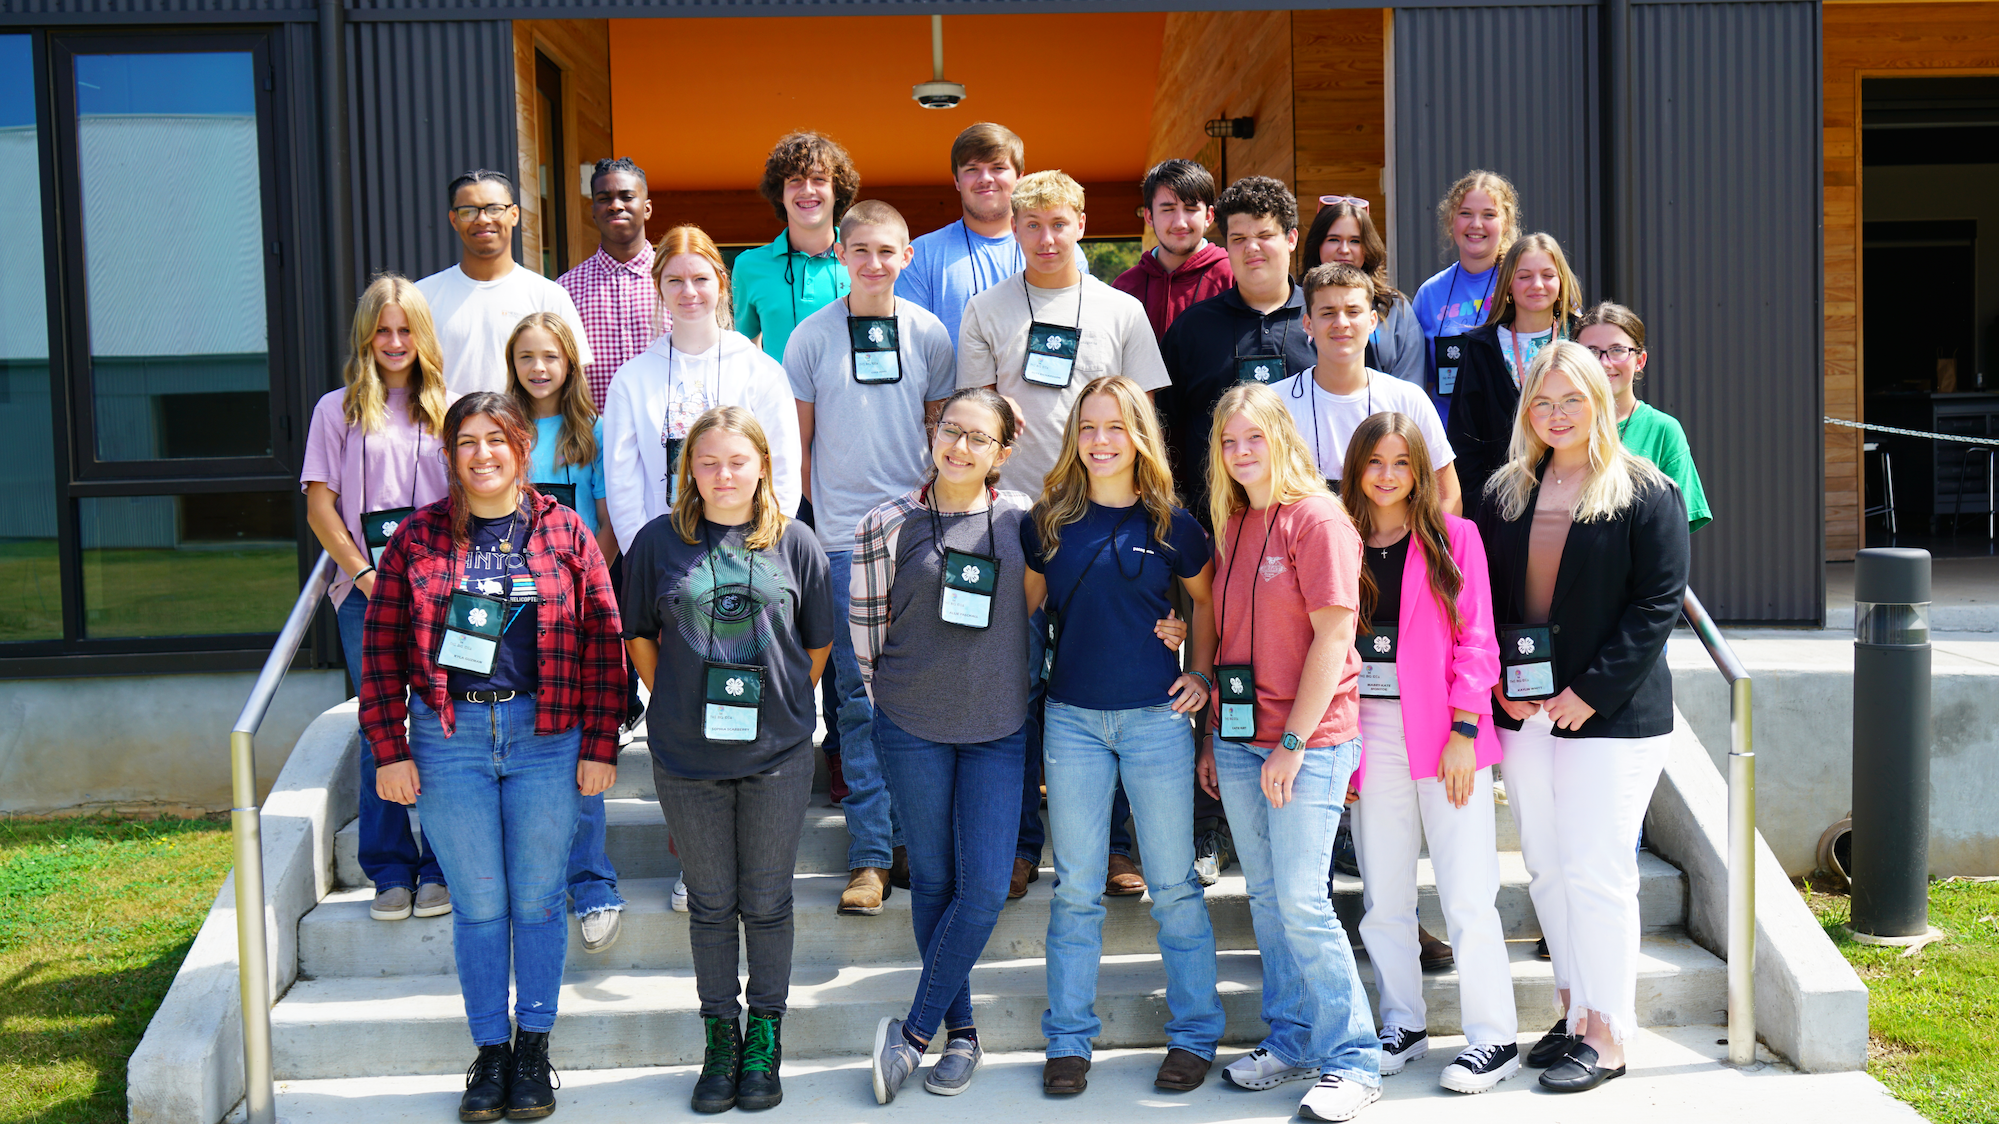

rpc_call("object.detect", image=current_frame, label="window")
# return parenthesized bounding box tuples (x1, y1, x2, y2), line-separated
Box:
(0, 34, 59, 642)
(79, 490, 298, 639)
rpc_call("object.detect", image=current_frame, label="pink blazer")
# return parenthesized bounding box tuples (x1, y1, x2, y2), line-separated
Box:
(1354, 514, 1502, 790)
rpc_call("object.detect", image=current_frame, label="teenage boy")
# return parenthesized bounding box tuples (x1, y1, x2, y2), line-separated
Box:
(960, 170, 1168, 901)
(1274, 262, 1463, 513)
(1113, 159, 1234, 340)
(734, 131, 859, 361)
(899, 123, 1089, 348)
(417, 169, 592, 396)
(785, 201, 955, 916)
(558, 157, 660, 412)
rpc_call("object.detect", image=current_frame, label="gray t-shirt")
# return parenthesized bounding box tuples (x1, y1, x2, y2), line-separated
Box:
(785, 298, 958, 553)
(873, 493, 1034, 745)
(621, 515, 835, 780)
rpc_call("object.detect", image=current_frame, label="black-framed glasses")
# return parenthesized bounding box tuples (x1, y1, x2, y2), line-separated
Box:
(451, 203, 515, 221)
(1584, 344, 1642, 361)
(936, 423, 1000, 451)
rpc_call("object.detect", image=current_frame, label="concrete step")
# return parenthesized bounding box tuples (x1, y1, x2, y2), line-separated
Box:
(268, 936, 1726, 1079)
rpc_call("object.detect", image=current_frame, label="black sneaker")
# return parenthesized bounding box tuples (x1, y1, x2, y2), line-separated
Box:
(692, 1016, 741, 1113)
(1526, 1018, 1574, 1068)
(1332, 821, 1361, 878)
(1193, 826, 1234, 886)
(737, 1008, 784, 1110)
(458, 1041, 511, 1122)
(1378, 1025, 1429, 1076)
(506, 1030, 559, 1119)
(1439, 1042, 1520, 1093)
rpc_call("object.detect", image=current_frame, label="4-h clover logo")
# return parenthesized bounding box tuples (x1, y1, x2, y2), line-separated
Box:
(1372, 635, 1391, 654)
(1516, 636, 1536, 656)
(867, 324, 885, 344)
(725, 677, 745, 697)
(960, 564, 981, 583)
(1445, 344, 1462, 361)
(1227, 675, 1245, 693)
(466, 607, 489, 628)
(1044, 334, 1066, 351)
(380, 520, 399, 537)
(1253, 364, 1271, 380)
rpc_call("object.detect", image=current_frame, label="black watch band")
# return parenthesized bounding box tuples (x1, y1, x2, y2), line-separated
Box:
(1451, 718, 1480, 740)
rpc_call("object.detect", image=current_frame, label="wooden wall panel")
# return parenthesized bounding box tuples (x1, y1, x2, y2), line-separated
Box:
(1822, 2, 1999, 559)
(1292, 9, 1388, 243)
(514, 19, 613, 278)
(1145, 10, 1297, 202)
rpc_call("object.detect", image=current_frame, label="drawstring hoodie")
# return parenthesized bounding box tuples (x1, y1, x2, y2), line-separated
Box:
(1113, 240, 1235, 340)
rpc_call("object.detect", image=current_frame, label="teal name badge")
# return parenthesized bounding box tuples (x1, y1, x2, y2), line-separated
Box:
(1024, 322, 1081, 388)
(1236, 355, 1286, 385)
(1500, 624, 1556, 701)
(361, 506, 414, 567)
(1435, 334, 1468, 397)
(535, 481, 577, 510)
(1359, 624, 1400, 699)
(437, 589, 506, 676)
(849, 316, 902, 384)
(1217, 663, 1257, 740)
(940, 549, 999, 629)
(703, 661, 764, 743)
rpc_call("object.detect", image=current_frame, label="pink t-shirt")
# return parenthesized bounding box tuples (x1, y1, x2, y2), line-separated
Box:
(299, 387, 452, 607)
(1212, 492, 1363, 748)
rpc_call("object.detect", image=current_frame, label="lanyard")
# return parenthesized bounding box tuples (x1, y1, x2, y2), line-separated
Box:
(1236, 313, 1293, 360)
(779, 230, 831, 333)
(1217, 504, 1280, 668)
(451, 504, 532, 635)
(358, 423, 421, 517)
(700, 522, 766, 663)
(1043, 504, 1138, 681)
(963, 221, 1024, 298)
(1291, 368, 1371, 480)
(1023, 271, 1085, 330)
(1505, 325, 1554, 389)
(1434, 263, 1497, 335)
(662, 334, 725, 486)
(925, 483, 997, 563)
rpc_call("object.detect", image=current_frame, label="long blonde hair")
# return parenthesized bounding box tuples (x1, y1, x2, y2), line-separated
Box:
(1483, 232, 1582, 332)
(672, 406, 787, 552)
(1484, 340, 1667, 523)
(1204, 383, 1335, 541)
(1031, 376, 1180, 558)
(342, 274, 449, 435)
(505, 312, 598, 469)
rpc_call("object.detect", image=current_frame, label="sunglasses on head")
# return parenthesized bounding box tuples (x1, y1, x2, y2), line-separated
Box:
(1319, 196, 1370, 209)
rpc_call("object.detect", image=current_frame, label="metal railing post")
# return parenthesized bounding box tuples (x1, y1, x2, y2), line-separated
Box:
(1681, 589, 1756, 1066)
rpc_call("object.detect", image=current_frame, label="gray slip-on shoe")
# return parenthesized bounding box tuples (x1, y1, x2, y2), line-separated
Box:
(871, 1017, 923, 1104)
(924, 1036, 983, 1096)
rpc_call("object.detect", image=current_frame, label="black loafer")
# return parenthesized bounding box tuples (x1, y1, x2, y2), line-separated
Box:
(1526, 1018, 1574, 1068)
(1538, 1041, 1626, 1092)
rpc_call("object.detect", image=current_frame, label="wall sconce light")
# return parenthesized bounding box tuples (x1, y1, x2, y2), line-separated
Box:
(1205, 116, 1256, 140)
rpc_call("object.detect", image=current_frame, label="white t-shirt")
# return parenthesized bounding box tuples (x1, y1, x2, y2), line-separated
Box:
(1273, 365, 1456, 483)
(415, 262, 594, 396)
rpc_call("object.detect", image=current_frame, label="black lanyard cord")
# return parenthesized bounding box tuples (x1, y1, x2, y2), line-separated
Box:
(1023, 271, 1086, 330)
(1044, 504, 1138, 681)
(963, 222, 1024, 298)
(358, 422, 421, 516)
(925, 483, 997, 564)
(700, 521, 765, 663)
(1218, 503, 1280, 669)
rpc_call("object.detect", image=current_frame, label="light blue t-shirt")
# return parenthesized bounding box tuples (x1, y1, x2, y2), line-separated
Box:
(530, 414, 608, 535)
(897, 218, 1089, 348)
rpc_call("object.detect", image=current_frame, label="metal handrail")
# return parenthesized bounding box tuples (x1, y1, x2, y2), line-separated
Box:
(1681, 587, 1756, 1066)
(230, 550, 336, 1124)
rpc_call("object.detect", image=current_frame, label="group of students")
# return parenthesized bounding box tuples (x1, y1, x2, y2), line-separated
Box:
(302, 121, 1709, 1123)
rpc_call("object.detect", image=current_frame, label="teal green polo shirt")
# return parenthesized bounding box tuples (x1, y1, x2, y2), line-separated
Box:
(731, 228, 850, 360)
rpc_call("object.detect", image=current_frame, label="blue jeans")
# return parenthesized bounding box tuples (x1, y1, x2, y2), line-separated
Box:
(825, 550, 900, 869)
(874, 708, 1027, 1044)
(337, 592, 443, 892)
(408, 694, 581, 1046)
(1040, 700, 1222, 1060)
(566, 792, 624, 916)
(1020, 610, 1133, 865)
(1215, 736, 1379, 1085)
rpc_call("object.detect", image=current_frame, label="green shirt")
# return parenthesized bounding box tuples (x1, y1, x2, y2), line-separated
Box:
(1619, 400, 1711, 531)
(731, 228, 850, 360)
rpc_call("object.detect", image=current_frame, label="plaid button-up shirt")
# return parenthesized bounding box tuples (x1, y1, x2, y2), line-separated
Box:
(559, 242, 660, 412)
(848, 485, 1031, 685)
(359, 492, 625, 766)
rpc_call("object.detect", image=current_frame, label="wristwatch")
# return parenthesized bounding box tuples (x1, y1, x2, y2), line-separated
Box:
(1280, 731, 1304, 752)
(1451, 719, 1480, 740)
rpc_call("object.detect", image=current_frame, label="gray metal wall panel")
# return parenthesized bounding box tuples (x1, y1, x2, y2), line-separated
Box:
(0, 0, 311, 16)
(1627, 1, 1822, 621)
(346, 18, 515, 289)
(1391, 5, 1602, 291)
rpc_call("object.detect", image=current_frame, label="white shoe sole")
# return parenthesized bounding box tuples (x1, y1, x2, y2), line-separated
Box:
(923, 1058, 980, 1096)
(1440, 1054, 1521, 1094)
(411, 900, 452, 919)
(871, 1017, 897, 1104)
(581, 913, 621, 954)
(368, 904, 412, 921)
(1222, 1064, 1320, 1091)
(1298, 1082, 1381, 1121)
(1379, 1039, 1428, 1076)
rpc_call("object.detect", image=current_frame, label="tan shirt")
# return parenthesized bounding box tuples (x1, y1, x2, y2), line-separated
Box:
(1525, 474, 1584, 623)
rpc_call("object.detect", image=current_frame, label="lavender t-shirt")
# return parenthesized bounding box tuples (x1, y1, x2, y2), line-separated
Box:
(300, 387, 452, 606)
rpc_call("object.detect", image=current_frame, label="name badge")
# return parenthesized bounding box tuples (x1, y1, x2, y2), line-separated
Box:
(1040, 608, 1060, 681)
(940, 548, 998, 629)
(436, 589, 507, 676)
(1216, 663, 1257, 740)
(361, 507, 414, 567)
(1435, 334, 1469, 397)
(535, 481, 577, 511)
(1500, 624, 1556, 701)
(1024, 322, 1081, 388)
(849, 316, 902, 384)
(1236, 354, 1286, 386)
(1359, 624, 1400, 699)
(702, 660, 764, 743)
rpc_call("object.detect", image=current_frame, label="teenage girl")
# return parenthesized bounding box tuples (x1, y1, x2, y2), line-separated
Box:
(1575, 302, 1711, 530)
(621, 406, 835, 1114)
(1338, 412, 1517, 1094)
(1299, 199, 1424, 386)
(1411, 171, 1520, 424)
(300, 273, 453, 924)
(1202, 383, 1380, 1122)
(1442, 232, 1583, 509)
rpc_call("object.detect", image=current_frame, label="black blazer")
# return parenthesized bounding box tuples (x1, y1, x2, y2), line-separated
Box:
(1442, 324, 1514, 515)
(1476, 456, 1690, 739)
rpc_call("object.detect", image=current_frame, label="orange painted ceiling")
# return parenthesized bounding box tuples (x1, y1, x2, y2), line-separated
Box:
(608, 13, 1166, 191)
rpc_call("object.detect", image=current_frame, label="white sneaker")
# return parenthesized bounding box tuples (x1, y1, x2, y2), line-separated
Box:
(580, 907, 621, 953)
(1378, 1025, 1429, 1075)
(1439, 1042, 1520, 1093)
(1298, 1073, 1381, 1121)
(1222, 1047, 1320, 1091)
(671, 874, 689, 913)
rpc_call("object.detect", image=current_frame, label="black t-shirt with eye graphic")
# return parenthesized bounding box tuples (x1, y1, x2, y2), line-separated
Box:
(620, 515, 835, 780)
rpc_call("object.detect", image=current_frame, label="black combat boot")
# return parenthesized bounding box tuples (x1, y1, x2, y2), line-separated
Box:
(458, 1041, 511, 1122)
(506, 1029, 559, 1119)
(737, 1008, 785, 1110)
(691, 1016, 742, 1113)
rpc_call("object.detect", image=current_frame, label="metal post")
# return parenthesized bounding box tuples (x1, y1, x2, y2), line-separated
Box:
(230, 731, 277, 1124)
(930, 15, 945, 82)
(1850, 547, 1934, 938)
(1726, 675, 1757, 1066)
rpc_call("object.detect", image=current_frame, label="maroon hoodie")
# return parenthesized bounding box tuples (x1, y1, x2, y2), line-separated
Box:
(1113, 241, 1235, 340)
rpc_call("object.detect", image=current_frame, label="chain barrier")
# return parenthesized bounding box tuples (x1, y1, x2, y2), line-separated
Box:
(1825, 416, 1999, 448)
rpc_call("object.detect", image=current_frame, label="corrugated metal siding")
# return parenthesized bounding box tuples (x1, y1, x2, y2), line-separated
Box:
(346, 19, 516, 287)
(1391, 4, 1601, 290)
(1627, 0, 1822, 622)
(0, 0, 312, 16)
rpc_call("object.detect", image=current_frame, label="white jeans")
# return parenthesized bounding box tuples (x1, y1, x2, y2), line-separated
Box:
(1499, 712, 1671, 1045)
(1353, 700, 1517, 1046)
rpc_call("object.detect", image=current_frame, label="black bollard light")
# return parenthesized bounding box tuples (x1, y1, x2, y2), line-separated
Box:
(1849, 547, 1933, 938)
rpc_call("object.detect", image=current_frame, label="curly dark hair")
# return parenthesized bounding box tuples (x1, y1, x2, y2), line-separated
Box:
(757, 131, 861, 224)
(1213, 175, 1299, 235)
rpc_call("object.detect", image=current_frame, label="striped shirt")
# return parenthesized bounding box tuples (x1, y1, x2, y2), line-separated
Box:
(558, 242, 660, 412)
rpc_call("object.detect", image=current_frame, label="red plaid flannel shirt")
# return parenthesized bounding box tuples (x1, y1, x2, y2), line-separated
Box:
(558, 243, 660, 412)
(359, 492, 625, 766)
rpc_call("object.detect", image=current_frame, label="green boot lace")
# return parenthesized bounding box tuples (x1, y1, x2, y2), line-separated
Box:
(700, 1016, 740, 1078)
(742, 1011, 781, 1076)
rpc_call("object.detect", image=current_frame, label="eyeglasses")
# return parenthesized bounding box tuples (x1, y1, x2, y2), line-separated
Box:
(1528, 395, 1590, 419)
(1318, 196, 1370, 209)
(451, 203, 514, 221)
(1584, 344, 1643, 361)
(936, 423, 1000, 451)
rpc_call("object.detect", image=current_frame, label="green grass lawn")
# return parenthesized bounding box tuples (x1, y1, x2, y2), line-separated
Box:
(0, 815, 234, 1124)
(0, 539, 299, 642)
(1805, 877, 1999, 1124)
